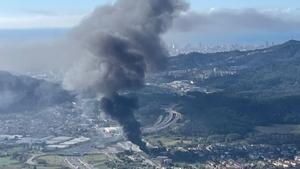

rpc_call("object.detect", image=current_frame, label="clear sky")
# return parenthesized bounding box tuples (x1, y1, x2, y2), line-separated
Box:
(0, 0, 300, 11)
(1, 0, 300, 16)
(0, 0, 300, 28)
(0, 0, 300, 15)
(0, 0, 112, 15)
(0, 0, 298, 11)
(0, 0, 300, 44)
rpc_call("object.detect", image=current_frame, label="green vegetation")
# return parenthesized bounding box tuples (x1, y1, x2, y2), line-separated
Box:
(37, 166, 64, 169)
(0, 153, 110, 169)
(147, 135, 193, 147)
(0, 157, 21, 169)
(256, 124, 300, 135)
(137, 40, 300, 137)
(84, 154, 109, 169)
(34, 155, 65, 169)
(138, 88, 300, 137)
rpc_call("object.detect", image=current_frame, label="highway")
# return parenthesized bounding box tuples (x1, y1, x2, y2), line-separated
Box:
(143, 107, 182, 134)
(64, 157, 94, 169)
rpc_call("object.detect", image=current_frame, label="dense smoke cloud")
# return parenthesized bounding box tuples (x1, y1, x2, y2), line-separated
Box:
(64, 0, 188, 94)
(63, 0, 188, 152)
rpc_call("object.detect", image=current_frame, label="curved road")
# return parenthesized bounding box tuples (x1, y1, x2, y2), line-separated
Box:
(143, 107, 182, 134)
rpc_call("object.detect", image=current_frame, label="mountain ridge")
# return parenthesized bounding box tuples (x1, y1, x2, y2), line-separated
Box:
(167, 40, 300, 99)
(0, 71, 73, 113)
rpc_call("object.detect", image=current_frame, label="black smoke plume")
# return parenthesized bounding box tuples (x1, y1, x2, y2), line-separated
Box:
(63, 0, 188, 152)
(101, 94, 148, 152)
